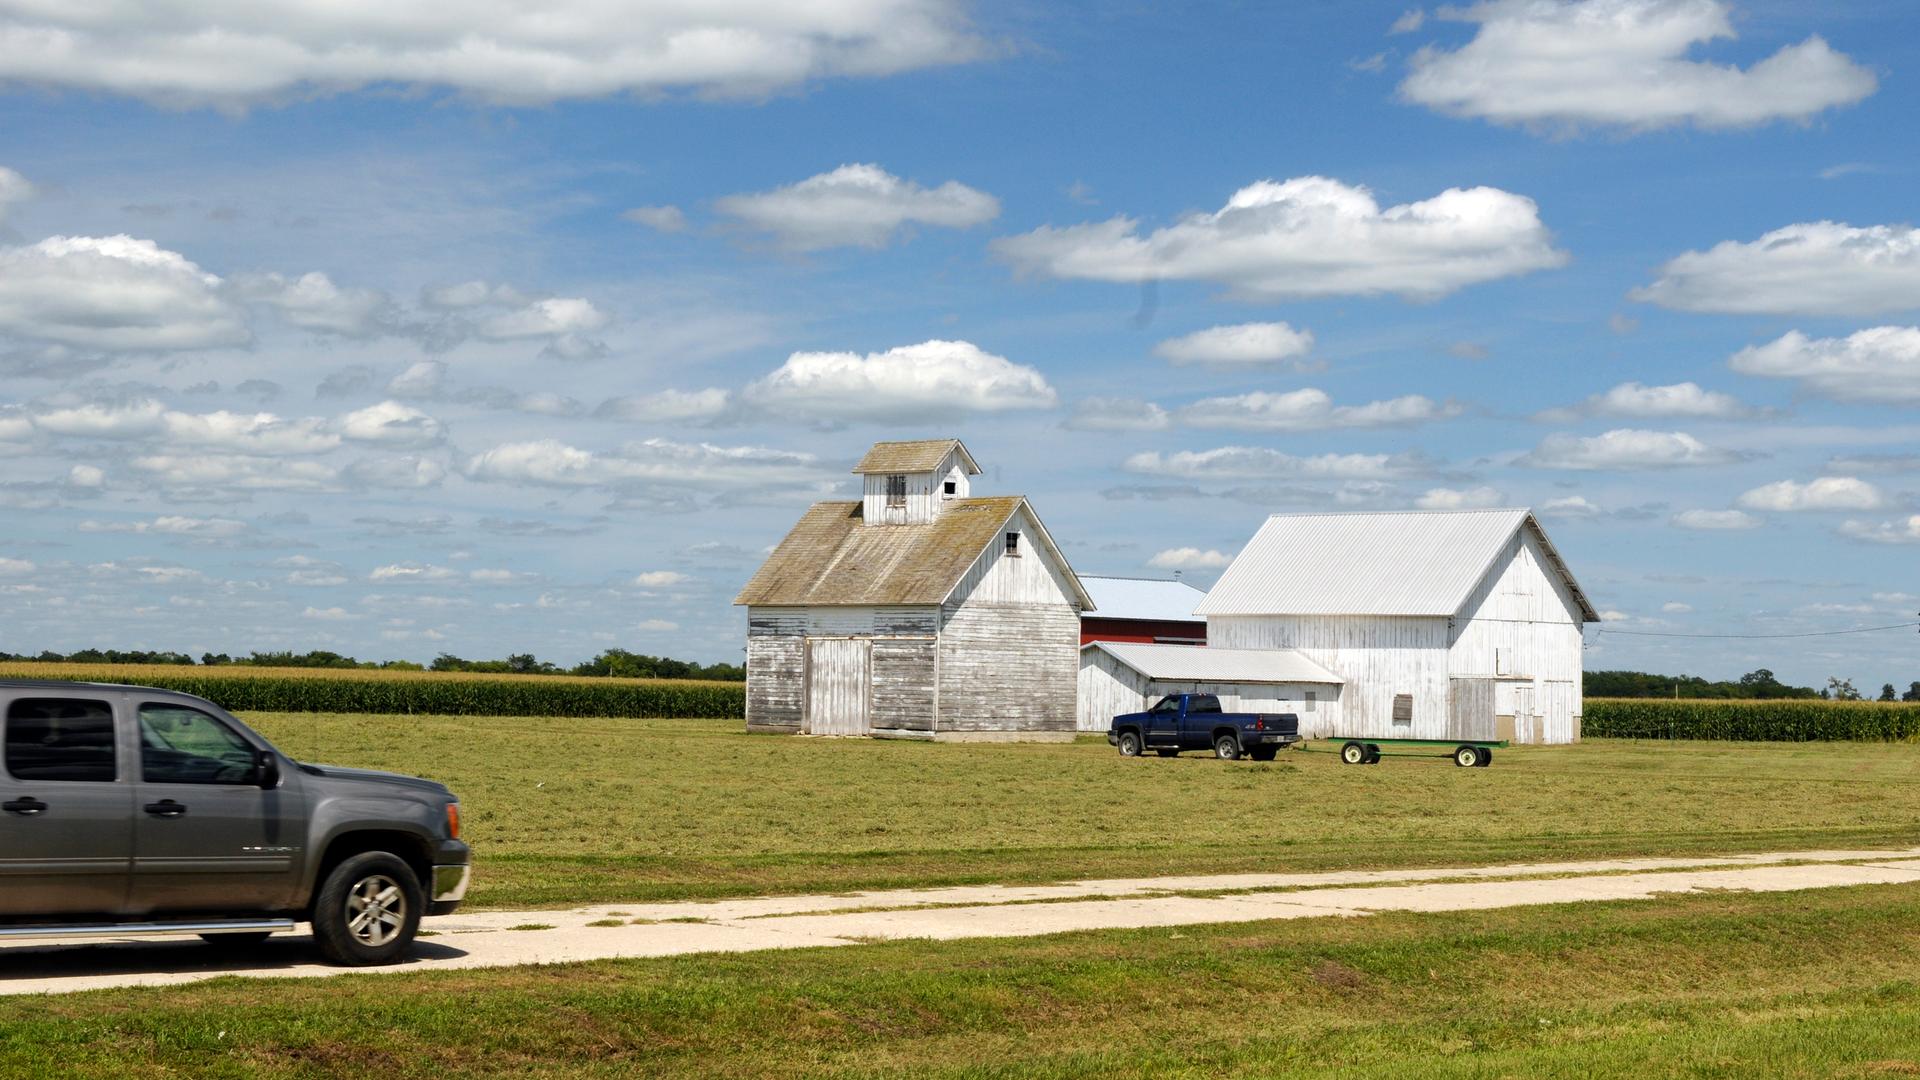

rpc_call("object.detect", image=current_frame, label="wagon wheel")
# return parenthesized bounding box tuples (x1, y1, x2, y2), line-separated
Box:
(1340, 741, 1366, 765)
(1454, 745, 1483, 768)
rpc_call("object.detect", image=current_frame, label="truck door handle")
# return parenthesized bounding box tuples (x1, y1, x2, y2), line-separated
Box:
(144, 800, 188, 818)
(3, 797, 46, 816)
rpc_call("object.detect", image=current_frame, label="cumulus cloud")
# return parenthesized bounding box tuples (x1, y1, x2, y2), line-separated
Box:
(0, 235, 249, 350)
(334, 401, 446, 448)
(0, 166, 32, 222)
(0, 1, 984, 109)
(595, 389, 732, 424)
(369, 563, 460, 584)
(344, 455, 448, 490)
(623, 206, 687, 233)
(1673, 508, 1760, 530)
(1148, 547, 1234, 570)
(1550, 380, 1751, 421)
(465, 437, 822, 491)
(1063, 398, 1170, 432)
(1737, 477, 1884, 512)
(1400, 0, 1876, 132)
(1634, 223, 1920, 316)
(1540, 495, 1604, 518)
(741, 340, 1056, 422)
(78, 515, 250, 539)
(992, 175, 1566, 301)
(1175, 389, 1460, 432)
(1838, 516, 1920, 545)
(129, 454, 339, 491)
(476, 297, 608, 341)
(632, 571, 691, 587)
(233, 271, 402, 338)
(1416, 485, 1506, 510)
(302, 606, 355, 621)
(1518, 429, 1741, 470)
(716, 164, 999, 250)
(0, 556, 34, 574)
(1729, 328, 1920, 405)
(1390, 9, 1426, 34)
(1153, 322, 1315, 368)
(1124, 447, 1436, 481)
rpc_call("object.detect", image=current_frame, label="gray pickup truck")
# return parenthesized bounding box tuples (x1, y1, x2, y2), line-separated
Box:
(0, 680, 469, 965)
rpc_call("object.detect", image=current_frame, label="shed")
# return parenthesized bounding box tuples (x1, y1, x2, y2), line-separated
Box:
(1078, 576, 1208, 645)
(1196, 509, 1597, 744)
(1077, 642, 1342, 732)
(735, 438, 1094, 741)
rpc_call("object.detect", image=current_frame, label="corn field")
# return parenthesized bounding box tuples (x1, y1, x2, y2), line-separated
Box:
(1585, 697, 1920, 742)
(0, 663, 745, 719)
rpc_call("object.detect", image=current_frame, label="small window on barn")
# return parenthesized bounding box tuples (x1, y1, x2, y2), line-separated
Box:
(885, 474, 907, 508)
(1005, 531, 1021, 557)
(1392, 694, 1413, 725)
(943, 479, 957, 497)
(1304, 691, 1317, 713)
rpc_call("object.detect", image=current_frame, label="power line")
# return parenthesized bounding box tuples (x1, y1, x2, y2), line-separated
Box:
(1595, 621, 1920, 640)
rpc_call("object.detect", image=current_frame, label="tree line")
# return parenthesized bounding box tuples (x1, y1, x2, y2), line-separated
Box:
(0, 647, 745, 682)
(1587, 669, 1920, 702)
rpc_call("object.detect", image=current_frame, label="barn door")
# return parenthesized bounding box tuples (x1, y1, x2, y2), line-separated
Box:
(1511, 684, 1536, 745)
(805, 638, 872, 736)
(1447, 678, 1495, 741)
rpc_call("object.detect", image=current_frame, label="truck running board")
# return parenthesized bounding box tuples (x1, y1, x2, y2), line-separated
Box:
(0, 918, 295, 942)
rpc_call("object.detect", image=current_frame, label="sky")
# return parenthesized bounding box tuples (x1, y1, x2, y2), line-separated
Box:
(0, 0, 1916, 689)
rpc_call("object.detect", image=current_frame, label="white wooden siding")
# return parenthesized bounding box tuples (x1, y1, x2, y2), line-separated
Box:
(861, 446, 968, 525)
(747, 606, 940, 638)
(871, 637, 938, 735)
(805, 638, 871, 736)
(1076, 649, 1346, 734)
(1446, 528, 1585, 744)
(944, 504, 1076, 609)
(746, 636, 804, 732)
(937, 503, 1081, 734)
(1208, 614, 1451, 739)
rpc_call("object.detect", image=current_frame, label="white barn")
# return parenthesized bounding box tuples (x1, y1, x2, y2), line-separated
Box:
(1195, 509, 1598, 744)
(1077, 642, 1342, 732)
(735, 439, 1094, 741)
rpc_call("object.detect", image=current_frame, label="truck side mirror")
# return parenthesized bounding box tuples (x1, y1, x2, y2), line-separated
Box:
(255, 750, 281, 790)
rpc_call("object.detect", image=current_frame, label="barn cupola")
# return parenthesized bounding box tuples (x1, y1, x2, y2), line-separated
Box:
(852, 438, 982, 526)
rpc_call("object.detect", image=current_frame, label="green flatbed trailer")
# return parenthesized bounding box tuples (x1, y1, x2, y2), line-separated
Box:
(1328, 738, 1508, 768)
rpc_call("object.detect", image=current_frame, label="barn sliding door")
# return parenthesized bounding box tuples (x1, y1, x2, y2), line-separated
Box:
(805, 638, 872, 736)
(1447, 677, 1495, 742)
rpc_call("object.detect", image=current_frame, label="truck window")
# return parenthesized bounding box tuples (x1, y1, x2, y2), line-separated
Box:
(139, 704, 257, 785)
(4, 698, 116, 782)
(1148, 696, 1180, 714)
(1188, 696, 1222, 714)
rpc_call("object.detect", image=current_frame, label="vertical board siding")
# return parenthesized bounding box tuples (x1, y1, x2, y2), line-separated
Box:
(805, 638, 872, 735)
(747, 606, 940, 638)
(938, 501, 1083, 733)
(1447, 677, 1496, 741)
(871, 638, 937, 733)
(1209, 614, 1450, 739)
(1446, 530, 1586, 744)
(746, 636, 804, 731)
(945, 505, 1076, 608)
(861, 447, 968, 525)
(1077, 650, 1147, 731)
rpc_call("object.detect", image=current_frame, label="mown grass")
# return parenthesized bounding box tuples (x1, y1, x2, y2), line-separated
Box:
(6, 884, 1920, 1077)
(237, 713, 1920, 908)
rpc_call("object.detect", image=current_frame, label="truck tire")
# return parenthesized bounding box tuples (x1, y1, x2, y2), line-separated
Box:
(311, 851, 424, 966)
(1117, 731, 1143, 757)
(1248, 747, 1277, 761)
(1214, 735, 1242, 760)
(1454, 745, 1483, 768)
(1340, 741, 1366, 765)
(1155, 748, 1179, 757)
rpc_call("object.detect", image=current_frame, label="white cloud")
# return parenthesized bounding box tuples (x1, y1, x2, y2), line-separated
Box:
(1560, 381, 1751, 419)
(32, 399, 166, 438)
(1634, 223, 1920, 316)
(421, 281, 527, 310)
(386, 360, 447, 399)
(632, 571, 692, 587)
(716, 164, 999, 250)
(0, 556, 36, 575)
(0, 236, 249, 350)
(1661, 602, 1693, 614)
(67, 464, 103, 488)
(992, 175, 1566, 301)
(1597, 609, 1630, 622)
(465, 437, 822, 491)
(0, 2, 984, 108)
(335, 401, 446, 448)
(476, 297, 609, 341)
(1124, 447, 1433, 480)
(1400, 0, 1876, 132)
(1672, 508, 1760, 530)
(636, 618, 680, 632)
(1729, 328, 1920, 405)
(741, 340, 1056, 422)
(1175, 389, 1460, 431)
(78, 515, 250, 539)
(302, 606, 355, 621)
(369, 563, 460, 584)
(1148, 547, 1234, 570)
(129, 454, 339, 491)
(0, 166, 32, 221)
(1518, 429, 1740, 470)
(1737, 477, 1883, 512)
(234, 271, 400, 338)
(623, 206, 687, 233)
(160, 410, 340, 455)
(1153, 322, 1315, 367)
(1390, 9, 1426, 34)
(1063, 398, 1170, 432)
(1838, 516, 1920, 545)
(1540, 495, 1604, 518)
(595, 389, 732, 424)
(1416, 485, 1506, 510)
(344, 455, 448, 489)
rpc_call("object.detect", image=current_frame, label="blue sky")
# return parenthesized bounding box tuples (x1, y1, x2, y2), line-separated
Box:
(0, 0, 1916, 689)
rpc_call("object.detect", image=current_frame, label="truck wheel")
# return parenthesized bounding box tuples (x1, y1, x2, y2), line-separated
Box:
(1340, 741, 1366, 765)
(1117, 731, 1143, 757)
(1454, 745, 1483, 768)
(311, 851, 423, 966)
(1214, 735, 1242, 761)
(1249, 747, 1276, 761)
(1155, 748, 1179, 757)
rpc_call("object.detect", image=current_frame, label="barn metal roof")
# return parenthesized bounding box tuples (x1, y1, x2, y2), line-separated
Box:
(1078, 576, 1207, 623)
(850, 439, 981, 475)
(1192, 509, 1599, 622)
(734, 496, 1094, 609)
(1085, 642, 1343, 685)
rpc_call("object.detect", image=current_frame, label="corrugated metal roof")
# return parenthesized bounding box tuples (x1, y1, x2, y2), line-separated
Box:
(1193, 509, 1598, 621)
(734, 496, 1094, 609)
(1079, 576, 1207, 623)
(1085, 642, 1343, 684)
(850, 439, 980, 475)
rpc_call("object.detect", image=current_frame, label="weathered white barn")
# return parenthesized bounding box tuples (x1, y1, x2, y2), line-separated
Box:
(1077, 642, 1342, 732)
(1195, 509, 1598, 744)
(735, 439, 1094, 741)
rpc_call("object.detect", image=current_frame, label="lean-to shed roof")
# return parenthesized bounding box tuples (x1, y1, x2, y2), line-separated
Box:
(734, 496, 1093, 609)
(1079, 576, 1207, 623)
(1084, 642, 1343, 685)
(850, 438, 980, 475)
(1193, 509, 1598, 622)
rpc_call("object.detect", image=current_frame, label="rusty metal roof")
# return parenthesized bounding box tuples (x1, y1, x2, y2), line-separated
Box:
(734, 496, 1046, 607)
(850, 439, 980, 475)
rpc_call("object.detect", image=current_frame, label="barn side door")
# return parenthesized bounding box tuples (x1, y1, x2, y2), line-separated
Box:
(1446, 677, 1495, 742)
(804, 638, 872, 736)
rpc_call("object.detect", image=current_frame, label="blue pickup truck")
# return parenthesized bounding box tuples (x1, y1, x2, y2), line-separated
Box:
(1108, 693, 1302, 761)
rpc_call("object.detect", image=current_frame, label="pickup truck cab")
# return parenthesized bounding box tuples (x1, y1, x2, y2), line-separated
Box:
(1108, 693, 1301, 761)
(0, 680, 469, 965)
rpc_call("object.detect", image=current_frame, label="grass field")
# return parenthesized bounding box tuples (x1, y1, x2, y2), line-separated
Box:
(236, 713, 1920, 908)
(5, 883, 1920, 1077)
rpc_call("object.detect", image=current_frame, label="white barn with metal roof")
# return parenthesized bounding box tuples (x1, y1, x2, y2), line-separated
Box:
(1077, 642, 1343, 732)
(1195, 509, 1597, 745)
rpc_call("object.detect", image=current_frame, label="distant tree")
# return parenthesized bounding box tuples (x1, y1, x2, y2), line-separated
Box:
(1906, 682, 1920, 703)
(1827, 677, 1862, 701)
(1880, 683, 1898, 702)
